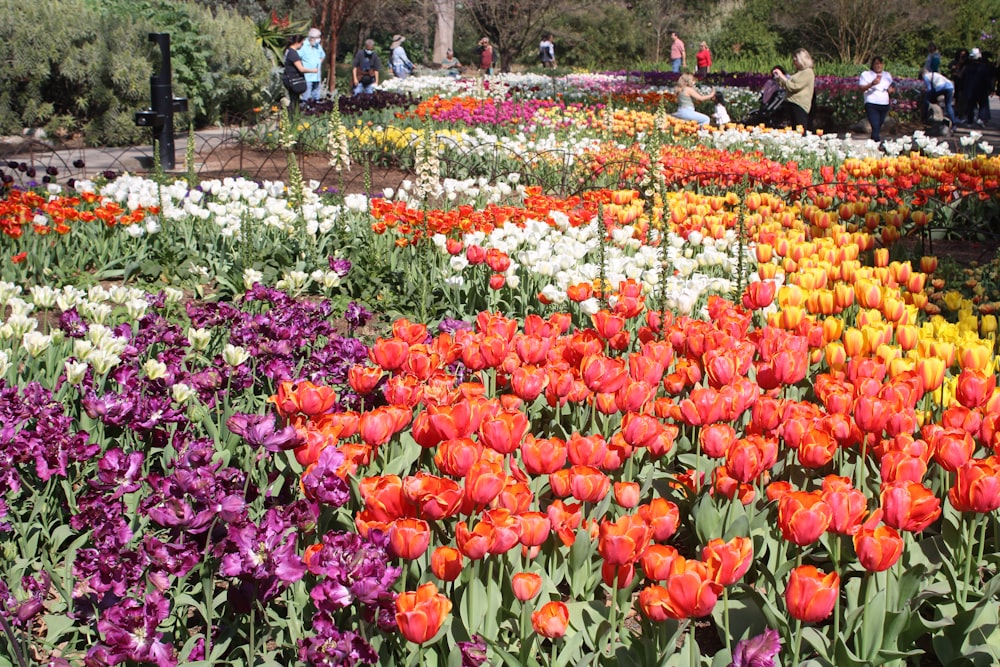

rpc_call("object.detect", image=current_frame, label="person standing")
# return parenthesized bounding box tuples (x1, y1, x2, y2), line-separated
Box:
(670, 32, 686, 73)
(351, 39, 381, 95)
(925, 43, 941, 73)
(963, 48, 994, 126)
(695, 41, 712, 76)
(859, 56, 894, 142)
(390, 35, 414, 79)
(477, 37, 494, 74)
(282, 35, 317, 104)
(298, 28, 326, 103)
(773, 48, 815, 132)
(540, 33, 556, 69)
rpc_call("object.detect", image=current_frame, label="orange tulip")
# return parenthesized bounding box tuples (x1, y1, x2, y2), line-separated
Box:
(821, 475, 868, 536)
(637, 497, 680, 542)
(778, 491, 832, 546)
(464, 458, 506, 507)
(568, 465, 610, 503)
(955, 370, 996, 409)
(272, 380, 338, 418)
(531, 601, 569, 639)
(396, 582, 452, 644)
(512, 572, 543, 602)
(785, 565, 839, 623)
(598, 514, 652, 566)
(430, 546, 463, 582)
(639, 557, 722, 619)
(853, 511, 903, 572)
(479, 409, 530, 455)
(520, 435, 568, 475)
(388, 518, 431, 560)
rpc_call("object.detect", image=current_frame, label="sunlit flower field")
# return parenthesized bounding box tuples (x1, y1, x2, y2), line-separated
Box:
(1, 70, 998, 667)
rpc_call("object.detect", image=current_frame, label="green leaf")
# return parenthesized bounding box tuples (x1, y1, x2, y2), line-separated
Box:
(859, 588, 886, 663)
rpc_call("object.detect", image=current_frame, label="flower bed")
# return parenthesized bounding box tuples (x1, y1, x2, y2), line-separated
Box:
(1, 72, 999, 667)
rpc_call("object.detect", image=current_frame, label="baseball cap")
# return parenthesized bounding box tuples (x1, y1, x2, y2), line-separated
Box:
(970, 48, 982, 59)
(308, 28, 322, 39)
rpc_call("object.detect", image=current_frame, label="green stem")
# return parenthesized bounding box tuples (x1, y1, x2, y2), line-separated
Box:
(832, 535, 841, 641)
(723, 586, 732, 659)
(791, 617, 803, 666)
(606, 570, 619, 656)
(0, 604, 29, 667)
(961, 512, 976, 607)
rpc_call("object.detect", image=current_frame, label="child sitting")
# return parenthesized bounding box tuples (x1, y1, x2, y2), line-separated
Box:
(712, 92, 731, 127)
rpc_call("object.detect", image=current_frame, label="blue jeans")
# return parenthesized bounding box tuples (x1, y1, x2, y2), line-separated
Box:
(671, 58, 682, 73)
(865, 102, 889, 141)
(673, 107, 710, 125)
(926, 87, 957, 125)
(302, 80, 322, 102)
(392, 64, 410, 79)
(353, 82, 375, 95)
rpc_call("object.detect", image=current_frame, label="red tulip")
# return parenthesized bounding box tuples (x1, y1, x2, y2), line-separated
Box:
(512, 572, 542, 601)
(479, 409, 529, 455)
(272, 380, 338, 418)
(785, 565, 839, 623)
(880, 480, 941, 532)
(531, 601, 569, 639)
(613, 481, 641, 508)
(955, 369, 996, 409)
(395, 582, 452, 644)
(433, 437, 483, 477)
(567, 465, 610, 503)
(949, 457, 1000, 513)
(517, 511, 552, 547)
(402, 472, 464, 520)
(638, 497, 680, 542)
(546, 499, 583, 547)
(700, 423, 736, 458)
(566, 433, 608, 467)
(370, 337, 410, 371)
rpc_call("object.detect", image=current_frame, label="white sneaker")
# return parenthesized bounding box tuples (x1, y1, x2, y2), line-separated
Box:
(975, 119, 985, 126)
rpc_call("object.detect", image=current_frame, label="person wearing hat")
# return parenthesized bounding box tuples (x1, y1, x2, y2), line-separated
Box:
(299, 28, 326, 102)
(963, 47, 994, 126)
(390, 35, 414, 79)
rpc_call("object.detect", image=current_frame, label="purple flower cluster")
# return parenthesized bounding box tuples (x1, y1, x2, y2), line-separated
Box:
(187, 286, 370, 402)
(298, 529, 400, 665)
(0, 380, 98, 486)
(1, 287, 391, 665)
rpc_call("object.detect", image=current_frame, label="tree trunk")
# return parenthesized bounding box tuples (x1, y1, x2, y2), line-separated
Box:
(432, 0, 456, 63)
(313, 0, 363, 93)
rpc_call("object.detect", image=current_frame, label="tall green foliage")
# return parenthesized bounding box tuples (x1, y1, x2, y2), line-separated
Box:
(0, 0, 270, 145)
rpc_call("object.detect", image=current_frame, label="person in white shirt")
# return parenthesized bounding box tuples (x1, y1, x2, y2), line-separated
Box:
(920, 67, 957, 127)
(712, 91, 731, 127)
(859, 56, 894, 141)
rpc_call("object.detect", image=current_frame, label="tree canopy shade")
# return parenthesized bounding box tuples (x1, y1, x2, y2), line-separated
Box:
(461, 0, 573, 71)
(311, 0, 364, 85)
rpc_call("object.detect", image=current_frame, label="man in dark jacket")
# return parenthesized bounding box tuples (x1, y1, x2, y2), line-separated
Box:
(963, 48, 995, 126)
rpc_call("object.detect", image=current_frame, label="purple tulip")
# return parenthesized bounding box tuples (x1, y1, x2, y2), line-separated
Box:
(226, 412, 304, 452)
(730, 628, 782, 667)
(301, 447, 351, 506)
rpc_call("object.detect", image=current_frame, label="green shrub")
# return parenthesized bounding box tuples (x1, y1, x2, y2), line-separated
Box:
(0, 0, 270, 145)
